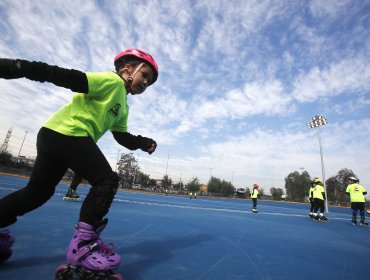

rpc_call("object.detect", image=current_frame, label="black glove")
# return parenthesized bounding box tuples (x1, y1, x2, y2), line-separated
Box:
(0, 58, 26, 79)
(137, 135, 157, 154)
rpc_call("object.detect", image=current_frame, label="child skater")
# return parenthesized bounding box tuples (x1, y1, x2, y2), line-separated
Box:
(311, 178, 328, 222)
(251, 184, 260, 213)
(0, 48, 158, 275)
(346, 176, 368, 226)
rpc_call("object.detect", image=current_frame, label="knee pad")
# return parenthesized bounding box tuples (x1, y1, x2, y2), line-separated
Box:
(94, 172, 119, 217)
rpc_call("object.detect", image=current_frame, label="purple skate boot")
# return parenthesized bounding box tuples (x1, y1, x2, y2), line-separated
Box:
(55, 219, 122, 280)
(0, 230, 15, 263)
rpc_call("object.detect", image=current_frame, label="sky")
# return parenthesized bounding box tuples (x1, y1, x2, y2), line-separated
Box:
(1, 0, 370, 194)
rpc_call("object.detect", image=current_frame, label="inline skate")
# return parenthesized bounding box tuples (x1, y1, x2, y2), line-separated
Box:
(55, 219, 122, 279)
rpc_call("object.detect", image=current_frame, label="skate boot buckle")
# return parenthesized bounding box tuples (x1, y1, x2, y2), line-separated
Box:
(74, 242, 99, 261)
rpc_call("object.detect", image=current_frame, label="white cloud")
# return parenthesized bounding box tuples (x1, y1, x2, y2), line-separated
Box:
(292, 56, 370, 102)
(309, 0, 353, 18)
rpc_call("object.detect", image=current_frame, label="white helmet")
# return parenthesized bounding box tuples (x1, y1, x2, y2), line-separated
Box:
(348, 176, 359, 183)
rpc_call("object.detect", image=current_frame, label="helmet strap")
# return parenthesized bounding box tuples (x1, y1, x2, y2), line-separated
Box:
(127, 63, 144, 85)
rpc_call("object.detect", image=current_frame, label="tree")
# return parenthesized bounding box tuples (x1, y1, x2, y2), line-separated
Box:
(258, 187, 265, 196)
(207, 176, 234, 196)
(326, 168, 357, 202)
(162, 174, 172, 190)
(187, 177, 200, 193)
(270, 187, 283, 200)
(220, 180, 234, 196)
(148, 179, 157, 187)
(207, 177, 222, 194)
(285, 170, 311, 202)
(0, 150, 13, 166)
(117, 153, 139, 185)
(326, 176, 340, 202)
(136, 171, 150, 187)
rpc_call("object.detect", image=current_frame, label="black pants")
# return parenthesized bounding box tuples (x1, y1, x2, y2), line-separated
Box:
(0, 127, 118, 228)
(309, 198, 314, 212)
(313, 198, 325, 214)
(351, 202, 365, 216)
(69, 174, 83, 191)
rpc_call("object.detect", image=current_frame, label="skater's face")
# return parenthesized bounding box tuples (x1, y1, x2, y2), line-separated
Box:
(122, 63, 154, 95)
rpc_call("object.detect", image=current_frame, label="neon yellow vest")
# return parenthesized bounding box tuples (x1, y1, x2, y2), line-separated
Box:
(346, 183, 366, 202)
(251, 189, 259, 198)
(44, 72, 129, 142)
(313, 184, 324, 200)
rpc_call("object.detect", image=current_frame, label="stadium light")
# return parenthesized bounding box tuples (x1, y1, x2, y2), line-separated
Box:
(307, 115, 329, 213)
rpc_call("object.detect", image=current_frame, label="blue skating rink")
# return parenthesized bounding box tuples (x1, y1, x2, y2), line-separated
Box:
(0, 173, 370, 280)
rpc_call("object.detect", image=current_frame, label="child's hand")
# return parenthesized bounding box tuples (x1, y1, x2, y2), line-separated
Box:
(147, 142, 157, 154)
(139, 136, 157, 154)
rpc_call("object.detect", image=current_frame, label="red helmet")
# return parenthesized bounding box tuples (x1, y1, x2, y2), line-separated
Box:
(114, 48, 158, 84)
(253, 184, 259, 189)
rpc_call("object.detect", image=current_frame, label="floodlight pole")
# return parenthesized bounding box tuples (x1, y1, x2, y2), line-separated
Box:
(307, 115, 329, 213)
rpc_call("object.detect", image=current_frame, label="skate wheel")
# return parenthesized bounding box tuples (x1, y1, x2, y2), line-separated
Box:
(0, 249, 12, 263)
(55, 264, 73, 280)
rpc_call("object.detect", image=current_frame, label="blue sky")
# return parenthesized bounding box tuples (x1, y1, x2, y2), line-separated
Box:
(1, 0, 370, 193)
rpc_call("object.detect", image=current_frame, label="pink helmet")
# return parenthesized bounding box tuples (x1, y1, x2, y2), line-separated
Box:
(114, 48, 158, 84)
(253, 184, 259, 189)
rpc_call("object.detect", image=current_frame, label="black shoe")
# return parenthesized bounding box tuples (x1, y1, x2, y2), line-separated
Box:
(65, 188, 79, 199)
(319, 216, 328, 222)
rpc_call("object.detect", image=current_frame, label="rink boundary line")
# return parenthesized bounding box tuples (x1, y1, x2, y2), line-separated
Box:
(0, 185, 350, 222)
(114, 198, 349, 221)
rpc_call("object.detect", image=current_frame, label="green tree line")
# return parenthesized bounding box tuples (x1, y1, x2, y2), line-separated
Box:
(284, 168, 360, 203)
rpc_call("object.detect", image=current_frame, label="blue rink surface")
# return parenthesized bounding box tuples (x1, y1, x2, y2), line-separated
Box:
(0, 174, 370, 280)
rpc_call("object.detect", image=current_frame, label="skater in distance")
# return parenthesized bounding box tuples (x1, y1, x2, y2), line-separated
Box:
(346, 176, 368, 226)
(311, 178, 328, 222)
(0, 48, 158, 276)
(250, 184, 260, 213)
